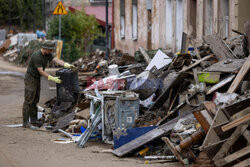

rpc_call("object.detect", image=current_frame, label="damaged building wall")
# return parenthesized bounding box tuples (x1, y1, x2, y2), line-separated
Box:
(151, 0, 167, 50)
(113, 0, 250, 55)
(235, 0, 250, 33)
(114, 0, 148, 56)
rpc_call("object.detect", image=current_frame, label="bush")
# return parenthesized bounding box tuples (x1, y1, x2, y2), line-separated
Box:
(47, 10, 103, 62)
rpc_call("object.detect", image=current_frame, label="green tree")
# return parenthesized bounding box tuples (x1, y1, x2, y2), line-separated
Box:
(0, 0, 19, 25)
(0, 0, 42, 31)
(16, 0, 42, 31)
(47, 10, 102, 62)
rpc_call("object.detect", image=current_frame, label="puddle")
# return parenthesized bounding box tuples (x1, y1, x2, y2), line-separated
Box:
(0, 71, 25, 78)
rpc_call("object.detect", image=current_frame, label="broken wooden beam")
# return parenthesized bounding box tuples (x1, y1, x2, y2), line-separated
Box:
(227, 55, 250, 93)
(204, 59, 245, 74)
(213, 125, 248, 163)
(207, 75, 236, 95)
(223, 98, 250, 117)
(179, 55, 214, 73)
(203, 34, 236, 60)
(139, 46, 151, 64)
(221, 114, 250, 132)
(232, 158, 250, 167)
(112, 115, 183, 157)
(203, 101, 217, 116)
(215, 145, 250, 167)
(161, 137, 186, 165)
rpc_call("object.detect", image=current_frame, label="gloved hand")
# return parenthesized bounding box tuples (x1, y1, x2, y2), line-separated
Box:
(48, 75, 62, 84)
(64, 62, 75, 69)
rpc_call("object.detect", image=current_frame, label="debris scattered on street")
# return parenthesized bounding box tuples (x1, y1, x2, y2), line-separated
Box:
(1, 27, 249, 167)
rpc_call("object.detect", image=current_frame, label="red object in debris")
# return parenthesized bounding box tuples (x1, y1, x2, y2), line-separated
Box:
(68, 6, 112, 27)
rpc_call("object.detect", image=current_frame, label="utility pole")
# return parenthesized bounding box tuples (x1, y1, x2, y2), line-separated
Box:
(59, 0, 64, 40)
(105, 0, 109, 60)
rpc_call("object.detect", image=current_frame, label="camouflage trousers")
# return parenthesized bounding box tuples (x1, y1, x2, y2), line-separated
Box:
(22, 74, 40, 126)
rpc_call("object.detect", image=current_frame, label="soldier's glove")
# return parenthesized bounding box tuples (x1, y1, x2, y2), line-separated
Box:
(64, 62, 75, 69)
(48, 75, 62, 84)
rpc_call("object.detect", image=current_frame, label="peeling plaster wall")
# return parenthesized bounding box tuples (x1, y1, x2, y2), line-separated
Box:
(176, 0, 184, 51)
(114, 0, 250, 55)
(237, 0, 250, 33)
(204, 0, 213, 36)
(165, 0, 173, 48)
(114, 0, 148, 56)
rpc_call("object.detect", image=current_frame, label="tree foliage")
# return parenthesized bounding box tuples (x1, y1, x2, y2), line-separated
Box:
(0, 0, 42, 31)
(47, 10, 103, 62)
(16, 0, 43, 31)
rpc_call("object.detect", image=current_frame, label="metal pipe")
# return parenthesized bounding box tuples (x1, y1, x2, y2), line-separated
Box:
(59, 15, 61, 40)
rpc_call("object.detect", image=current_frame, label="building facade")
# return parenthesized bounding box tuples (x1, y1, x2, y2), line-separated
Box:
(113, 0, 250, 56)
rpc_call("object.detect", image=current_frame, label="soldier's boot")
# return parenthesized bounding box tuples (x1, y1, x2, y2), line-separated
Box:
(22, 102, 30, 128)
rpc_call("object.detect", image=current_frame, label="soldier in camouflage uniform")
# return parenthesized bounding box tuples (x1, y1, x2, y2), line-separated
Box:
(23, 41, 74, 128)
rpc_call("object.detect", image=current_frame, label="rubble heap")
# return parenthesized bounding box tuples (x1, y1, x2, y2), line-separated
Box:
(1, 29, 249, 166)
(38, 33, 249, 166)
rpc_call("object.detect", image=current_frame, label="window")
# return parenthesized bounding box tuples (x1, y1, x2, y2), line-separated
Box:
(120, 0, 125, 39)
(132, 0, 138, 40)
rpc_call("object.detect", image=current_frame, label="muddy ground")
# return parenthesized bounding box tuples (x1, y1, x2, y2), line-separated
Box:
(0, 58, 180, 167)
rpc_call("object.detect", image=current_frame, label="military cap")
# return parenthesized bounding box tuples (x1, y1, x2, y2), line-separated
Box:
(42, 41, 55, 50)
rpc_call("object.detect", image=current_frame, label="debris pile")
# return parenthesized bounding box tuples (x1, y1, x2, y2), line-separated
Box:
(35, 31, 250, 166)
(0, 32, 38, 63)
(2, 28, 249, 166)
(0, 31, 61, 67)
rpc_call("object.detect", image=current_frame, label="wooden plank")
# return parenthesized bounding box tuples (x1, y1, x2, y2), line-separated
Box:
(179, 55, 214, 73)
(232, 107, 250, 121)
(3, 49, 18, 57)
(56, 40, 63, 59)
(161, 137, 186, 165)
(139, 46, 151, 64)
(204, 59, 245, 73)
(203, 101, 217, 116)
(243, 128, 250, 144)
(233, 158, 250, 167)
(223, 98, 250, 117)
(227, 55, 250, 93)
(148, 72, 188, 110)
(207, 75, 236, 95)
(221, 114, 250, 132)
(203, 34, 235, 60)
(213, 125, 248, 163)
(224, 145, 250, 164)
(201, 108, 229, 154)
(112, 116, 181, 157)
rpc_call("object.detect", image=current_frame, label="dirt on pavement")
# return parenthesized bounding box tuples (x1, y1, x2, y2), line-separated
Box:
(0, 58, 180, 167)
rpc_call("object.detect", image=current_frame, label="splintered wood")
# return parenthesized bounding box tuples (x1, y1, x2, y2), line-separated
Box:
(227, 55, 250, 93)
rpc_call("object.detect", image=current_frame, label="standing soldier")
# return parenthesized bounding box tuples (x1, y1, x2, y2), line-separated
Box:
(23, 41, 74, 128)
